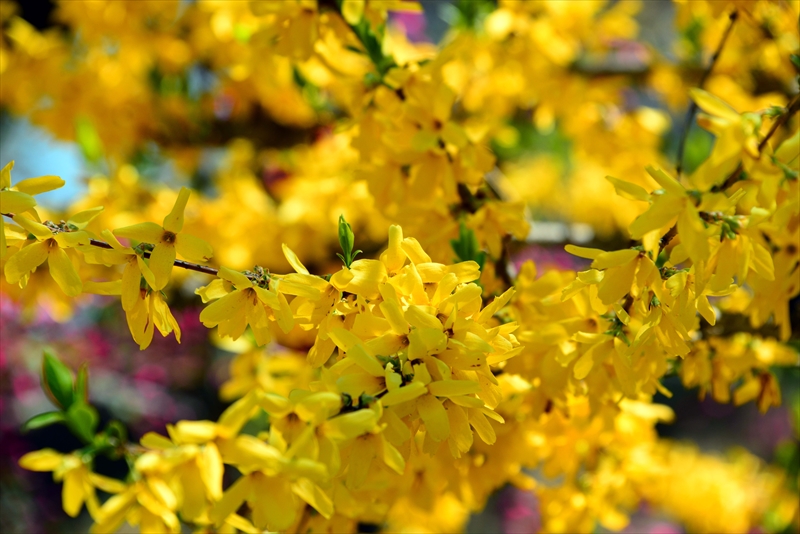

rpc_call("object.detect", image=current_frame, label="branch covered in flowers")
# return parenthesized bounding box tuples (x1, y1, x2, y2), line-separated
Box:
(2, 1, 799, 533)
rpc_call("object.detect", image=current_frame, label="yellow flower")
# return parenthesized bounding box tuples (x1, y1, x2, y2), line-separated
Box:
(19, 449, 126, 519)
(689, 89, 767, 191)
(125, 287, 181, 350)
(197, 266, 292, 346)
(136, 432, 224, 525)
(4, 213, 96, 296)
(113, 187, 212, 290)
(90, 480, 181, 534)
(82, 229, 156, 311)
(211, 435, 333, 531)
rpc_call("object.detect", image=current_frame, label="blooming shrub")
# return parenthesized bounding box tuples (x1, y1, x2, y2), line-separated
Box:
(1, 1, 799, 533)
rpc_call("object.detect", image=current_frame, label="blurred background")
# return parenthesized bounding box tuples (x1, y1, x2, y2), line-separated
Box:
(1, 0, 798, 533)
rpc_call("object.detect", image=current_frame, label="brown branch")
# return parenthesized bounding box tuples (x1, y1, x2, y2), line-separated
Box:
(714, 92, 800, 192)
(2, 212, 219, 276)
(676, 10, 738, 176)
(658, 86, 800, 254)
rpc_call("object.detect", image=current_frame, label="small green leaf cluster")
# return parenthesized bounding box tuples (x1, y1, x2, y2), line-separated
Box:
(450, 221, 486, 271)
(28, 351, 99, 443)
(337, 215, 362, 268)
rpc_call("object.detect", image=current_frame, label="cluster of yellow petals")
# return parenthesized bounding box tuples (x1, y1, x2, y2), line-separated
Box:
(2, 0, 799, 533)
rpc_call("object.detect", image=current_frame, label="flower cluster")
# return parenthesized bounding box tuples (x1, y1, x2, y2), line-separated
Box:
(1, 0, 799, 532)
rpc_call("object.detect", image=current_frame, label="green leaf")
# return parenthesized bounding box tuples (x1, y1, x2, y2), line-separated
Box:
(66, 401, 99, 444)
(21, 411, 65, 433)
(791, 54, 800, 74)
(41, 351, 74, 410)
(450, 221, 485, 271)
(75, 364, 89, 404)
(338, 215, 356, 267)
(75, 116, 104, 163)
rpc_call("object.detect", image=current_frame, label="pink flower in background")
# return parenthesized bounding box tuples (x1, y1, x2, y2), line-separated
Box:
(513, 244, 590, 274)
(499, 487, 541, 534)
(390, 11, 428, 43)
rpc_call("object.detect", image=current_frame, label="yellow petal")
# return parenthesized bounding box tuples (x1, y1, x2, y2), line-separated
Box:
(62, 468, 86, 517)
(328, 327, 363, 352)
(573, 347, 596, 380)
(151, 292, 181, 341)
(83, 281, 122, 295)
(176, 233, 213, 262)
(427, 380, 481, 397)
(606, 176, 650, 202)
(346, 259, 387, 298)
(330, 266, 355, 289)
(340, 0, 365, 24)
(12, 214, 52, 239)
(564, 245, 604, 260)
(218, 266, 252, 288)
(751, 243, 775, 281)
(445, 261, 481, 283)
(645, 166, 684, 197)
(14, 175, 65, 195)
(173, 420, 217, 444)
(148, 244, 176, 290)
(91, 489, 137, 534)
(88, 473, 128, 494)
(346, 436, 375, 489)
(597, 259, 637, 305)
(250, 475, 296, 531)
(348, 344, 385, 377)
(211, 475, 251, 526)
(379, 225, 405, 273)
(52, 231, 89, 249)
(629, 196, 683, 239)
(162, 187, 190, 233)
(99, 229, 130, 252)
(400, 237, 431, 264)
(113, 222, 164, 243)
(677, 204, 709, 264)
(468, 409, 496, 444)
(379, 381, 426, 406)
(445, 402, 473, 455)
(689, 88, 740, 123)
(202, 443, 224, 501)
(379, 300, 409, 335)
(48, 247, 83, 296)
(196, 279, 232, 303)
(281, 243, 309, 274)
(0, 190, 36, 213)
(140, 432, 174, 450)
(19, 449, 63, 471)
(380, 435, 406, 474)
(200, 290, 248, 326)
(322, 409, 378, 440)
(404, 305, 442, 330)
(0, 160, 12, 189)
(417, 394, 450, 442)
(277, 274, 323, 299)
(121, 261, 141, 311)
(336, 372, 383, 398)
(67, 207, 103, 230)
(254, 286, 280, 308)
(591, 249, 639, 270)
(275, 292, 294, 333)
(4, 241, 48, 283)
(696, 295, 716, 326)
(291, 479, 333, 519)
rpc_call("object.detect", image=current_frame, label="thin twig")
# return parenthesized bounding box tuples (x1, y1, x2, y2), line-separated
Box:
(1, 212, 219, 276)
(657, 93, 799, 253)
(675, 10, 738, 176)
(713, 92, 800, 192)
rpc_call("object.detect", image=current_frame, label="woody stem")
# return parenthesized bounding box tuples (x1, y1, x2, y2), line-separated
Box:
(1, 212, 219, 276)
(675, 10, 738, 177)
